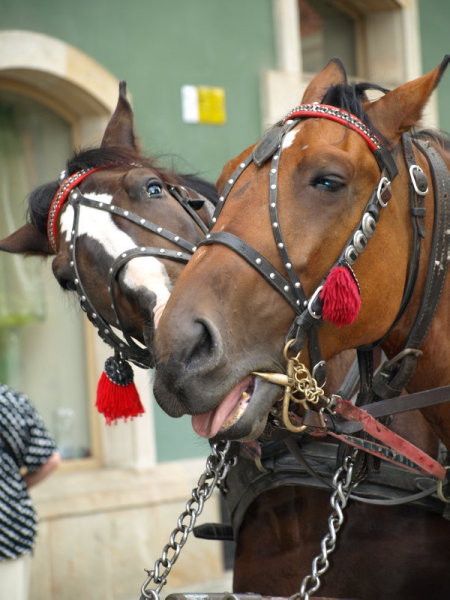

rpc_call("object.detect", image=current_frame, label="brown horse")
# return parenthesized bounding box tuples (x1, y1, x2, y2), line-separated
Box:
(154, 58, 450, 598)
(0, 82, 216, 373)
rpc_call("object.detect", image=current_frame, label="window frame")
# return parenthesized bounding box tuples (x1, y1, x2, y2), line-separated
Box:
(0, 30, 157, 471)
(264, 0, 438, 130)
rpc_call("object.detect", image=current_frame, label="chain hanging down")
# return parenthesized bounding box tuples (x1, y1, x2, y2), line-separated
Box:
(140, 441, 234, 600)
(295, 455, 359, 600)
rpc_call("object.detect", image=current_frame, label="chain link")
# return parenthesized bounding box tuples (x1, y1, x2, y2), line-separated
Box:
(140, 441, 234, 600)
(296, 456, 358, 600)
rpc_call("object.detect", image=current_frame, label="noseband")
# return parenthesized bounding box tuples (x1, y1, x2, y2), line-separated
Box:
(47, 165, 209, 368)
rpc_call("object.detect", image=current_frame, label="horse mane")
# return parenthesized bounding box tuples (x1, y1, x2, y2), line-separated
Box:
(321, 81, 391, 147)
(27, 146, 217, 235)
(321, 82, 450, 155)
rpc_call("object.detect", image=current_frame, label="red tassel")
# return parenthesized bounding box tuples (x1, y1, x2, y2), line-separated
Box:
(96, 356, 145, 425)
(320, 265, 361, 327)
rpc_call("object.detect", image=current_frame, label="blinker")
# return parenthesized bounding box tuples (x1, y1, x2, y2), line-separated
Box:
(252, 122, 293, 167)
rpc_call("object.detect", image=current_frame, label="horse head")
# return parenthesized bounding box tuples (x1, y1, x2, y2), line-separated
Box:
(0, 82, 216, 371)
(154, 57, 450, 445)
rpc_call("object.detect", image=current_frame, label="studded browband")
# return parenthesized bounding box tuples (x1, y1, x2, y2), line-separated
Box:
(47, 167, 103, 253)
(283, 103, 398, 180)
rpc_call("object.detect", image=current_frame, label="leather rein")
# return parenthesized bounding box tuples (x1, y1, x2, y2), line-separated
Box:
(198, 104, 450, 482)
(47, 165, 209, 368)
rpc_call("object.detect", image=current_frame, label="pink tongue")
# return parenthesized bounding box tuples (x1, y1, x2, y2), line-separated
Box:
(191, 376, 252, 438)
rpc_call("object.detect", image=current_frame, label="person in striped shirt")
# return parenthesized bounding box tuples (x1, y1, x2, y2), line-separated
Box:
(0, 383, 60, 600)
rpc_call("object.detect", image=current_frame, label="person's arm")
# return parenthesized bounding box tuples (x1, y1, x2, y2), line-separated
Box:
(23, 451, 61, 489)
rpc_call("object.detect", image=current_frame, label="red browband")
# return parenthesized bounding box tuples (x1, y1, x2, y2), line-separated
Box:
(283, 103, 382, 152)
(46, 167, 103, 253)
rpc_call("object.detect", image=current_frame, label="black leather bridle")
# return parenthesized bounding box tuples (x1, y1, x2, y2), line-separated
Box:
(199, 104, 400, 384)
(199, 102, 450, 418)
(48, 166, 211, 368)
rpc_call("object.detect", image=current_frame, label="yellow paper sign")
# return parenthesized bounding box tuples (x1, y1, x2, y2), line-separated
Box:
(197, 86, 226, 125)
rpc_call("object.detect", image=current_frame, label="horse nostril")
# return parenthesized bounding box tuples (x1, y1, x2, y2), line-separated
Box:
(184, 318, 219, 369)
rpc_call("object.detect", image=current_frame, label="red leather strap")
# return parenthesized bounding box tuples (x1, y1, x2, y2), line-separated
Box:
(330, 397, 446, 479)
(47, 167, 103, 252)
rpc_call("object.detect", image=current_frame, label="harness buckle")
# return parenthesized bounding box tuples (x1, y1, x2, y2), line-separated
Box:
(307, 285, 323, 319)
(409, 164, 429, 196)
(377, 176, 392, 207)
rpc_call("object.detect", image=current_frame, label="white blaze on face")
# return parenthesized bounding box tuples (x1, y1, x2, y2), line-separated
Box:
(281, 127, 298, 150)
(60, 192, 171, 325)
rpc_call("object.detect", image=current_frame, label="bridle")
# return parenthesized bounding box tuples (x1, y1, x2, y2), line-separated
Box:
(47, 164, 210, 368)
(199, 103, 401, 383)
(198, 102, 450, 478)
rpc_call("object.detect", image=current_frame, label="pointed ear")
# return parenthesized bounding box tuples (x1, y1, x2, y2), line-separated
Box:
(301, 57, 348, 104)
(0, 223, 53, 256)
(365, 56, 450, 145)
(101, 81, 139, 150)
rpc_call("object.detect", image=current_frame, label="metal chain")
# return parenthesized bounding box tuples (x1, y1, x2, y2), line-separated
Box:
(296, 455, 358, 600)
(140, 441, 234, 600)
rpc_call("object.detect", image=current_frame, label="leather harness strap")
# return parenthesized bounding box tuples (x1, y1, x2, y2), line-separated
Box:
(373, 138, 450, 398)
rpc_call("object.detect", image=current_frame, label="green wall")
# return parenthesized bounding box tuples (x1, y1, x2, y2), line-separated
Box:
(0, 0, 276, 461)
(419, 0, 450, 132)
(0, 0, 275, 182)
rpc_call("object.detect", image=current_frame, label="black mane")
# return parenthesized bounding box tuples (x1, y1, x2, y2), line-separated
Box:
(321, 81, 391, 146)
(321, 82, 450, 151)
(28, 146, 217, 235)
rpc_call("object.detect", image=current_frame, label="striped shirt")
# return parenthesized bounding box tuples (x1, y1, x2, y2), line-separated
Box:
(0, 383, 57, 560)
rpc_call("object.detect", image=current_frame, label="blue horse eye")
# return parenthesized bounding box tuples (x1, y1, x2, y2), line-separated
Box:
(147, 182, 163, 196)
(312, 176, 345, 192)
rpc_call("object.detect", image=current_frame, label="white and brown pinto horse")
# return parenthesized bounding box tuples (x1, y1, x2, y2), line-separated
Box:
(154, 58, 450, 598)
(0, 83, 216, 378)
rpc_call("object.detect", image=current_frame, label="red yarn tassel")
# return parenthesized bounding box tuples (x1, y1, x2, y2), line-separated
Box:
(320, 265, 361, 327)
(96, 355, 145, 425)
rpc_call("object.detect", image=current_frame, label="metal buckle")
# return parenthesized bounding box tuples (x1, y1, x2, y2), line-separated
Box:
(409, 164, 429, 196)
(307, 285, 323, 319)
(382, 347, 423, 370)
(377, 176, 391, 207)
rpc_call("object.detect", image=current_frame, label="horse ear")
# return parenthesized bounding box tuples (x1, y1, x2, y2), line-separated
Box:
(300, 57, 348, 104)
(0, 223, 53, 256)
(365, 56, 450, 145)
(101, 81, 139, 150)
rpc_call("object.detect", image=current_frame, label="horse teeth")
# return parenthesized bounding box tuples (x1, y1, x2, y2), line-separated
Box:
(240, 391, 250, 403)
(220, 390, 252, 431)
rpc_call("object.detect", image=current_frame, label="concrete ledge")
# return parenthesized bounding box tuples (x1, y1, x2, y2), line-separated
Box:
(32, 458, 210, 519)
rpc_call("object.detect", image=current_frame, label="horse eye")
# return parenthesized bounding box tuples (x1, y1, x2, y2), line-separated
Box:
(311, 176, 345, 192)
(146, 181, 163, 197)
(59, 278, 77, 292)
